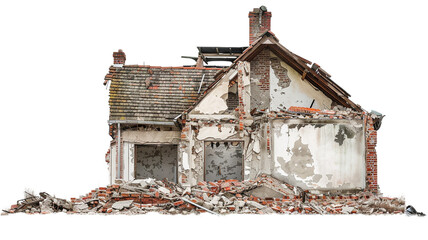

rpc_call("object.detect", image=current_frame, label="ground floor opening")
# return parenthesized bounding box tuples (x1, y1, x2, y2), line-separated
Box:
(135, 144, 178, 183)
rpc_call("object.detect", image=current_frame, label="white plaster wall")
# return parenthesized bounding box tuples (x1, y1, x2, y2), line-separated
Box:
(238, 61, 251, 117)
(196, 125, 237, 140)
(122, 142, 135, 182)
(271, 119, 365, 190)
(192, 71, 233, 115)
(110, 143, 117, 184)
(269, 53, 333, 111)
(122, 131, 180, 144)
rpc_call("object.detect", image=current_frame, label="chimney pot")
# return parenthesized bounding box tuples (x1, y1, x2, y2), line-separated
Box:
(113, 49, 126, 65)
(248, 6, 272, 45)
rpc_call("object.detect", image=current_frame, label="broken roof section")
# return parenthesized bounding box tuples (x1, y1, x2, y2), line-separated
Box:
(182, 46, 247, 68)
(105, 65, 220, 123)
(105, 6, 363, 124)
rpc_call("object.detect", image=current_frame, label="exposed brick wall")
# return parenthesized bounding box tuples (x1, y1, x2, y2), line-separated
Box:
(251, 48, 270, 91)
(250, 48, 270, 110)
(180, 122, 189, 140)
(249, 9, 272, 45)
(365, 116, 379, 193)
(227, 92, 239, 110)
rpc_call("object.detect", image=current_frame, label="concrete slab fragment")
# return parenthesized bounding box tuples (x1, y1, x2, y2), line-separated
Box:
(112, 200, 134, 210)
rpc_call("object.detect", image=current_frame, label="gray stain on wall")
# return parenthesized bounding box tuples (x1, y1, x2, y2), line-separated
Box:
(334, 125, 356, 146)
(277, 138, 315, 181)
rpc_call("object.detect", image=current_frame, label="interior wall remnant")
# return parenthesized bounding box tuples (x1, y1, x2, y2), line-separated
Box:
(110, 143, 117, 184)
(122, 142, 135, 182)
(135, 144, 178, 183)
(205, 141, 243, 181)
(268, 52, 333, 111)
(192, 70, 234, 115)
(271, 119, 365, 191)
(237, 61, 252, 118)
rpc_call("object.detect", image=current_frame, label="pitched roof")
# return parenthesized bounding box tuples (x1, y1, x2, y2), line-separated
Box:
(105, 65, 220, 123)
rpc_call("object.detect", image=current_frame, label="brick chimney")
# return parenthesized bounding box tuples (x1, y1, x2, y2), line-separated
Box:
(248, 6, 272, 45)
(113, 49, 126, 65)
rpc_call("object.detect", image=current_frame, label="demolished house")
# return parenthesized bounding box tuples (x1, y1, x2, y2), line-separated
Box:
(4, 6, 409, 216)
(103, 6, 383, 195)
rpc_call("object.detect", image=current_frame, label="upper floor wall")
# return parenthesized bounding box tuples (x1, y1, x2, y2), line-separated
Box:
(250, 48, 334, 112)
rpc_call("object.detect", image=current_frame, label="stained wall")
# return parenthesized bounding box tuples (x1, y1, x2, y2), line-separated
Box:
(271, 119, 366, 191)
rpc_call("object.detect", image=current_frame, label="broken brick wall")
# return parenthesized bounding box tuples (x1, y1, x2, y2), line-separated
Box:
(182, 62, 269, 185)
(365, 115, 379, 193)
(178, 117, 268, 186)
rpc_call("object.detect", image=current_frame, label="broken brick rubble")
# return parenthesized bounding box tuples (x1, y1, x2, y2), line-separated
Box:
(3, 175, 405, 215)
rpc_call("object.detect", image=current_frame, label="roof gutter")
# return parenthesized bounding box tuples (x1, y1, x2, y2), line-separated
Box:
(108, 120, 175, 126)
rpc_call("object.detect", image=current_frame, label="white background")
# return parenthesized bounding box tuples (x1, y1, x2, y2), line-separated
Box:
(1, 0, 427, 239)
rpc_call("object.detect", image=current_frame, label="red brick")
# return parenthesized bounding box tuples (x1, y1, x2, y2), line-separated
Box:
(228, 206, 236, 211)
(197, 181, 206, 186)
(271, 206, 281, 212)
(173, 200, 184, 206)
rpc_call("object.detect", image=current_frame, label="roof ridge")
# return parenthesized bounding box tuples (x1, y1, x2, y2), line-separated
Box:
(118, 65, 222, 70)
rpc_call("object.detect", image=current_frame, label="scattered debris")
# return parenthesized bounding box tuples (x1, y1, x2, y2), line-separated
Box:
(2, 175, 406, 215)
(3, 191, 72, 214)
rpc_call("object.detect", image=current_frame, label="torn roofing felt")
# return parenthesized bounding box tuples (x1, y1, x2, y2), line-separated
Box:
(105, 66, 221, 122)
(188, 31, 362, 113)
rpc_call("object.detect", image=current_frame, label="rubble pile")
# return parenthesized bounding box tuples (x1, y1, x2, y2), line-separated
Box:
(3, 175, 405, 215)
(4, 191, 72, 214)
